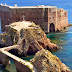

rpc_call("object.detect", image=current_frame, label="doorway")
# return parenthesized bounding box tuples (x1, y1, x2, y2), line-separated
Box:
(49, 23, 55, 32)
(21, 14, 25, 21)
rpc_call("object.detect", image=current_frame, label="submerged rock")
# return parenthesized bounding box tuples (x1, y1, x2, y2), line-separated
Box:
(31, 49, 71, 72)
(0, 21, 60, 55)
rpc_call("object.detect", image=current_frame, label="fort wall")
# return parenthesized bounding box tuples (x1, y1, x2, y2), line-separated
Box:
(0, 5, 12, 31)
(56, 9, 68, 31)
(11, 8, 48, 31)
(48, 7, 57, 32)
(0, 5, 69, 33)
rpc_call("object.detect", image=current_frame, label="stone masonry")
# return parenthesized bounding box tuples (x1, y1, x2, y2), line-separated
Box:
(0, 4, 69, 33)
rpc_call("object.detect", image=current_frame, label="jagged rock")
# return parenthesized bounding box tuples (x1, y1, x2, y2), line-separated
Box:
(31, 49, 71, 72)
(0, 21, 60, 55)
(0, 21, 71, 72)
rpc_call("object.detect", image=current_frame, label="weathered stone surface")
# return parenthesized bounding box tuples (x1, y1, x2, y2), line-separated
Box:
(31, 49, 71, 72)
(0, 21, 59, 55)
(0, 21, 71, 72)
(0, 5, 69, 33)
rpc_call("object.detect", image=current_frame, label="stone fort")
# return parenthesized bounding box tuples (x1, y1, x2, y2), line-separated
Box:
(0, 4, 69, 33)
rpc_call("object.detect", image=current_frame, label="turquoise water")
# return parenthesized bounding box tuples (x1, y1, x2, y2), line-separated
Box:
(47, 26, 72, 71)
(0, 58, 17, 72)
(23, 27, 72, 71)
(0, 25, 72, 71)
(5, 58, 17, 72)
(22, 55, 34, 61)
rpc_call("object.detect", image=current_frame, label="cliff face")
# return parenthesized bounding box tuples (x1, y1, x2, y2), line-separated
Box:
(31, 49, 71, 72)
(0, 21, 71, 72)
(0, 21, 59, 55)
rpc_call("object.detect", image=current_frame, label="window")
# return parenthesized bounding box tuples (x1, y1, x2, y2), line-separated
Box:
(53, 12, 56, 13)
(53, 17, 54, 18)
(50, 17, 51, 19)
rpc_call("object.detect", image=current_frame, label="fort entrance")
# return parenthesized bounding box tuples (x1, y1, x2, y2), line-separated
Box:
(49, 23, 55, 32)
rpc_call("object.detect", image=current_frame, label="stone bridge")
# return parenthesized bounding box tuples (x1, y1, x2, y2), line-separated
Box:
(0, 45, 37, 72)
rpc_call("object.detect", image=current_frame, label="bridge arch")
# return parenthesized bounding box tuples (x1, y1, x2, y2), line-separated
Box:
(49, 23, 55, 32)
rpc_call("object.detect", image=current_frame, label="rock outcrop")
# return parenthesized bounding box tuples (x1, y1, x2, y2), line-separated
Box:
(31, 49, 71, 72)
(0, 21, 71, 72)
(0, 21, 60, 55)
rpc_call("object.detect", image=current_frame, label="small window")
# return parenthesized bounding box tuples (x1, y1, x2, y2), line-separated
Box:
(50, 17, 51, 19)
(50, 17, 53, 19)
(65, 13, 66, 15)
(53, 12, 56, 13)
(49, 9, 51, 13)
(53, 17, 54, 18)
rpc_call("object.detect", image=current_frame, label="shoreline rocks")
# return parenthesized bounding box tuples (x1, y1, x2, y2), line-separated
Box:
(31, 49, 71, 72)
(0, 21, 71, 72)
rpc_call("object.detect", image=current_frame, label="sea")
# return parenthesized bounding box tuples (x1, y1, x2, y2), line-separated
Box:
(0, 0, 72, 71)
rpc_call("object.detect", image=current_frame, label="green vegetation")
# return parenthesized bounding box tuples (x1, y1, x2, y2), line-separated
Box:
(29, 23, 37, 27)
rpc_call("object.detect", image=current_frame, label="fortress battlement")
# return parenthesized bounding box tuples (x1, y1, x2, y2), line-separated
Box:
(0, 4, 69, 33)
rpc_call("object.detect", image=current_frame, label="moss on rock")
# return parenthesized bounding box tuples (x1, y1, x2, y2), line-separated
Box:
(31, 49, 71, 72)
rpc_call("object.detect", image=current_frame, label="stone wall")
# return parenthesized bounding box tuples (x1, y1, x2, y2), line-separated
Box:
(0, 50, 33, 72)
(57, 19, 68, 31)
(11, 7, 68, 33)
(0, 5, 69, 32)
(11, 8, 48, 31)
(56, 9, 69, 31)
(48, 7, 57, 32)
(0, 51, 8, 65)
(0, 5, 12, 31)
(13, 60, 32, 72)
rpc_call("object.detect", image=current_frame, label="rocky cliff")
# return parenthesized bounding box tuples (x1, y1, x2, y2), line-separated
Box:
(0, 21, 59, 55)
(31, 49, 71, 72)
(0, 21, 71, 72)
